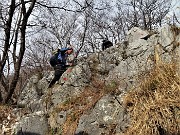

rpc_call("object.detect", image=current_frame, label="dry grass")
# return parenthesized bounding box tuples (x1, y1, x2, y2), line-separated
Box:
(123, 61, 180, 135)
(0, 104, 15, 134)
(0, 104, 12, 122)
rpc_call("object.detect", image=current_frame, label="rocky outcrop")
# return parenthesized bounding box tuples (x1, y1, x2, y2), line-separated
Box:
(3, 25, 179, 135)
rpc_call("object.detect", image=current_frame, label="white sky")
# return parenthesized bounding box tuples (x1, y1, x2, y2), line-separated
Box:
(170, 0, 180, 14)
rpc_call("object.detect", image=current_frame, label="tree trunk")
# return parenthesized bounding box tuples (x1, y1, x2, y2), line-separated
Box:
(4, 0, 36, 103)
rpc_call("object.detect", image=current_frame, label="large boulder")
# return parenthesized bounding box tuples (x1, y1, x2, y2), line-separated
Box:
(75, 94, 129, 135)
(13, 111, 48, 135)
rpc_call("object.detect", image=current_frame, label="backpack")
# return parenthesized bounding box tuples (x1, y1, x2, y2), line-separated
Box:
(49, 50, 62, 67)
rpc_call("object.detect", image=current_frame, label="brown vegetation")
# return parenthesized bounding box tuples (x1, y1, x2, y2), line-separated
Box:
(124, 60, 180, 135)
(0, 105, 14, 134)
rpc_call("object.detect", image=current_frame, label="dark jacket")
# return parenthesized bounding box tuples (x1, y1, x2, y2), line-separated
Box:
(102, 40, 113, 51)
(54, 47, 72, 70)
(48, 47, 72, 88)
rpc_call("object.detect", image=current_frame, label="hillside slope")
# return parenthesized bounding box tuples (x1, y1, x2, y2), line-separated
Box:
(1, 25, 179, 135)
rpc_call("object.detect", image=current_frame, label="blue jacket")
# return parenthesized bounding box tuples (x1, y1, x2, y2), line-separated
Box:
(55, 47, 72, 69)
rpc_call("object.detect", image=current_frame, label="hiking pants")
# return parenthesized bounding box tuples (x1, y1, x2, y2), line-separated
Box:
(48, 65, 66, 88)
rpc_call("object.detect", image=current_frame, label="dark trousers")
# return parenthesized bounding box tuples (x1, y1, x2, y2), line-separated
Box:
(48, 65, 66, 88)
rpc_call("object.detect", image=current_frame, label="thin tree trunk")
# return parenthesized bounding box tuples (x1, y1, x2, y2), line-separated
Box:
(5, 0, 36, 103)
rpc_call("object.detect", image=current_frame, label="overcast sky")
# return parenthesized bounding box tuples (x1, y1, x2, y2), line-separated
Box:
(171, 0, 180, 13)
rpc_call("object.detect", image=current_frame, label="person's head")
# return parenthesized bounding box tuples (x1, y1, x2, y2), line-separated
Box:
(66, 47, 73, 55)
(102, 38, 108, 43)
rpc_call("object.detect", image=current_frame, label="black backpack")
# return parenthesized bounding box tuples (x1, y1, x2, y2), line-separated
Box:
(49, 50, 62, 67)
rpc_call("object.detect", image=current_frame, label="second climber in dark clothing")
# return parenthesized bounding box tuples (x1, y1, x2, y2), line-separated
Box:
(48, 47, 74, 88)
(102, 39, 113, 51)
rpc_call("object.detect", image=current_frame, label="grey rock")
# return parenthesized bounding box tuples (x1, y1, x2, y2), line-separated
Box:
(14, 112, 48, 135)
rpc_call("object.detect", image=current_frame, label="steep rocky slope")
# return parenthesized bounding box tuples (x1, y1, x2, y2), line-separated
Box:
(1, 25, 179, 135)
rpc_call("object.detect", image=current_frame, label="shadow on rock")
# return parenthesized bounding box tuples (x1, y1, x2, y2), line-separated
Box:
(17, 131, 41, 135)
(75, 131, 89, 135)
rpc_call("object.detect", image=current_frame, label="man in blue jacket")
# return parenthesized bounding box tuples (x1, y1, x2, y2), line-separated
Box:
(48, 46, 74, 88)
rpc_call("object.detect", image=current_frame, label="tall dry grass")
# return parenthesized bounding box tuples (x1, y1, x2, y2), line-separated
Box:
(124, 46, 180, 135)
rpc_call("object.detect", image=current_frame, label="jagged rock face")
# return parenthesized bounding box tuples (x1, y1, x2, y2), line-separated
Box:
(49, 64, 92, 107)
(75, 95, 129, 135)
(14, 111, 48, 135)
(10, 25, 180, 135)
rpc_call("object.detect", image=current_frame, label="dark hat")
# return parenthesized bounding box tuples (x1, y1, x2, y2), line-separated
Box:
(103, 39, 108, 43)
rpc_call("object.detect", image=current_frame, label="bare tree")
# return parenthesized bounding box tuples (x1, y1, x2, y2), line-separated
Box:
(0, 0, 36, 103)
(115, 0, 172, 30)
